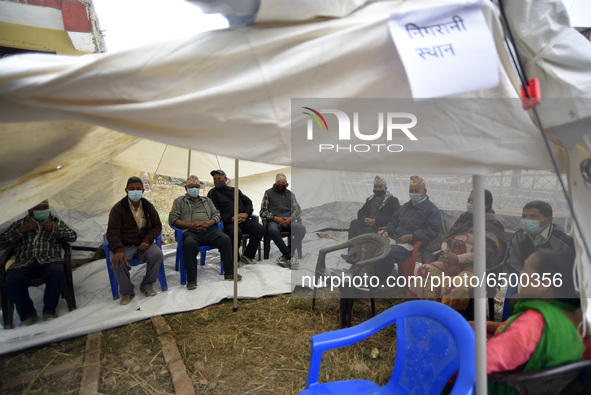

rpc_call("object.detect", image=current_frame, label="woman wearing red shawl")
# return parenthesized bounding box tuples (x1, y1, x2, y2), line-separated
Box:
(485, 249, 586, 394)
(409, 190, 506, 313)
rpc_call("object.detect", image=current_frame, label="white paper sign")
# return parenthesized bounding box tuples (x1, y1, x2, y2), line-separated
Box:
(388, 0, 499, 98)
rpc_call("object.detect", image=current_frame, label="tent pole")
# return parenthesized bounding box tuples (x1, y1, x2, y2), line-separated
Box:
(473, 175, 487, 394)
(233, 159, 239, 312)
(187, 150, 191, 179)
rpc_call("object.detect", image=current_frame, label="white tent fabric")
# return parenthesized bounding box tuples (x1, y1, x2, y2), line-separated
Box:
(0, 0, 590, 383)
(1, 0, 589, 220)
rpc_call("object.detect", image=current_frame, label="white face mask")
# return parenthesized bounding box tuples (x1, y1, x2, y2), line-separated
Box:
(187, 187, 200, 198)
(409, 193, 422, 203)
(127, 190, 143, 202)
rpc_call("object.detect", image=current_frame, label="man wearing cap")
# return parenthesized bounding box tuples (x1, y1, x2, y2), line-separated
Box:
(341, 176, 401, 263)
(260, 173, 306, 269)
(0, 200, 77, 326)
(169, 175, 238, 290)
(207, 170, 264, 266)
(375, 176, 441, 280)
(107, 176, 163, 305)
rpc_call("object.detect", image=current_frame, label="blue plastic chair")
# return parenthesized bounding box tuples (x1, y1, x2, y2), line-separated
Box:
(171, 223, 224, 285)
(103, 234, 168, 300)
(300, 300, 475, 395)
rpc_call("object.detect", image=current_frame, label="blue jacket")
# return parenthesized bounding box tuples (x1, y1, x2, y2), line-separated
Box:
(384, 196, 441, 243)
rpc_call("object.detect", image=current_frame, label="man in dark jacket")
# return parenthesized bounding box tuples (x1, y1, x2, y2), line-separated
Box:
(106, 176, 163, 305)
(342, 175, 400, 263)
(375, 175, 441, 280)
(501, 200, 575, 320)
(207, 169, 263, 266)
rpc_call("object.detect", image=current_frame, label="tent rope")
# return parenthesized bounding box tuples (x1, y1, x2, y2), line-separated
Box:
(498, 0, 591, 266)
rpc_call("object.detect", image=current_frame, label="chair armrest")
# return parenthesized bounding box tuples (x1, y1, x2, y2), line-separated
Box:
(314, 233, 390, 276)
(171, 225, 183, 247)
(306, 306, 401, 387)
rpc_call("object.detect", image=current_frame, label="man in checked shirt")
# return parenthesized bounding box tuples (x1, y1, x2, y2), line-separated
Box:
(0, 200, 77, 327)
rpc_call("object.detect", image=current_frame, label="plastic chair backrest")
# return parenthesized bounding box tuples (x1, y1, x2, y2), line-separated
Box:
(399, 241, 425, 284)
(304, 300, 474, 395)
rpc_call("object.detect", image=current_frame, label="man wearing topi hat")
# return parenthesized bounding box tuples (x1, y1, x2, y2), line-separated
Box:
(260, 173, 306, 269)
(169, 175, 239, 290)
(341, 175, 401, 263)
(375, 175, 441, 280)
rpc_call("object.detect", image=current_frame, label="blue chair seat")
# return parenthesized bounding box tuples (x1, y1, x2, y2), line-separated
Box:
(171, 223, 223, 285)
(103, 234, 168, 300)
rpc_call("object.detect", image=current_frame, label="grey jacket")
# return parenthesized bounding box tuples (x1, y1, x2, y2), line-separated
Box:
(169, 194, 221, 233)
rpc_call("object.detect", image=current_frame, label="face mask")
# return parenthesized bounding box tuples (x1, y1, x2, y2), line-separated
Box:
(466, 204, 473, 215)
(128, 190, 143, 202)
(214, 180, 226, 189)
(275, 184, 286, 191)
(373, 189, 386, 197)
(33, 209, 51, 221)
(187, 187, 200, 198)
(520, 219, 543, 235)
(409, 193, 422, 204)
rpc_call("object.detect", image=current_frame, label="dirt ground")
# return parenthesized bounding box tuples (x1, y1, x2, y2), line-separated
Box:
(0, 293, 409, 394)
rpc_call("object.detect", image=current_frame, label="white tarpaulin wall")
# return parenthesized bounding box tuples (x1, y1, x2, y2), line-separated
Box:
(0, 0, 590, 380)
(1, 0, 590, 216)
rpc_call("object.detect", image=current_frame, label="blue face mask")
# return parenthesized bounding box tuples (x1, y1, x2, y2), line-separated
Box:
(409, 193, 422, 204)
(187, 187, 200, 198)
(33, 209, 51, 221)
(127, 190, 143, 202)
(520, 219, 543, 235)
(466, 204, 473, 215)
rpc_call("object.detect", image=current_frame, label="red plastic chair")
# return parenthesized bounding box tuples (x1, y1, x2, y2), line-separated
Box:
(399, 241, 424, 289)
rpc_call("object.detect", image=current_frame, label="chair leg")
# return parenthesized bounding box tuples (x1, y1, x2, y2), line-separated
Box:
(180, 259, 187, 285)
(61, 285, 77, 311)
(105, 261, 119, 300)
(339, 286, 355, 328)
(63, 266, 77, 311)
(157, 261, 168, 292)
(263, 237, 271, 260)
(2, 297, 14, 329)
(488, 297, 495, 321)
(175, 249, 181, 272)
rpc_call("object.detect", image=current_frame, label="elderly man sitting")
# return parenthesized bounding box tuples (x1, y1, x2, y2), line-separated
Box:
(0, 200, 77, 326)
(169, 175, 239, 290)
(341, 175, 400, 263)
(374, 175, 441, 281)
